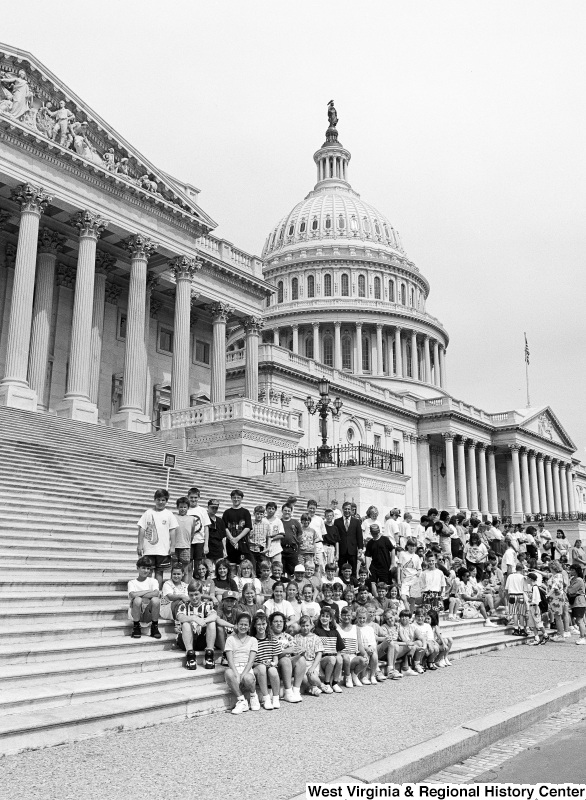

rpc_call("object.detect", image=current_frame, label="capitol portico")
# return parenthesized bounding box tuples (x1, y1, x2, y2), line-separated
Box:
(0, 43, 585, 530)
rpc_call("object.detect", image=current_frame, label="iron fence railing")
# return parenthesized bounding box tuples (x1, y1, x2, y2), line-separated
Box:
(262, 443, 404, 475)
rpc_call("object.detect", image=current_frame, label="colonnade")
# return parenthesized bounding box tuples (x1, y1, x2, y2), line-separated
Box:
(273, 321, 447, 388)
(0, 183, 261, 428)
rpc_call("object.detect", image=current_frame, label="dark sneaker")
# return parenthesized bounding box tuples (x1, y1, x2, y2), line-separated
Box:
(204, 648, 215, 669)
(131, 622, 141, 639)
(185, 650, 197, 671)
(150, 623, 162, 640)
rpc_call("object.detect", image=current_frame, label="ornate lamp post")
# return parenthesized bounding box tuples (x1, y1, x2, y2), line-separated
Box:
(304, 376, 343, 464)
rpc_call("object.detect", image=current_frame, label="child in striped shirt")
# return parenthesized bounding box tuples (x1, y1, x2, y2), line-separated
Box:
(251, 611, 280, 709)
(294, 615, 324, 696)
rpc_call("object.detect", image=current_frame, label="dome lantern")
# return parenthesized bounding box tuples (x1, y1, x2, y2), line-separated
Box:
(313, 100, 351, 190)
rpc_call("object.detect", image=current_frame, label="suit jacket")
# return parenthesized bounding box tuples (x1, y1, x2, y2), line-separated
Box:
(334, 516, 364, 556)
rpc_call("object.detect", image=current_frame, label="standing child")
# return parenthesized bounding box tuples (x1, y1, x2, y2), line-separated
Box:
(128, 556, 161, 640)
(265, 502, 285, 565)
(413, 608, 440, 669)
(420, 553, 447, 615)
(428, 609, 453, 666)
(526, 572, 548, 645)
(137, 489, 178, 590)
(206, 500, 227, 565)
(299, 513, 320, 568)
(323, 509, 340, 566)
(186, 487, 211, 569)
(506, 563, 529, 636)
(222, 490, 252, 566)
(397, 538, 422, 614)
(173, 496, 197, 581)
(224, 612, 258, 714)
(249, 506, 271, 574)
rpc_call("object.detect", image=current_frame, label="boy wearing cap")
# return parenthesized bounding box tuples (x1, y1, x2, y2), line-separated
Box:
(293, 563, 311, 594)
(215, 589, 240, 655)
(223, 490, 252, 565)
(206, 500, 227, 564)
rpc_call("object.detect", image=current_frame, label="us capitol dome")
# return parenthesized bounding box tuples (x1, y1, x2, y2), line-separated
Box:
(249, 101, 450, 396)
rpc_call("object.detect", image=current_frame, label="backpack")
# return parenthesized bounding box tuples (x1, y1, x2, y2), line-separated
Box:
(537, 585, 548, 613)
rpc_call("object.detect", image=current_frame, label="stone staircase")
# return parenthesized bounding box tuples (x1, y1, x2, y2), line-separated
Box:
(0, 407, 523, 756)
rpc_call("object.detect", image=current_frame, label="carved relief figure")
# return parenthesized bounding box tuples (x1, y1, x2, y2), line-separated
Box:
(48, 100, 75, 146)
(103, 147, 116, 171)
(115, 157, 129, 176)
(138, 174, 158, 193)
(0, 69, 33, 119)
(538, 413, 553, 440)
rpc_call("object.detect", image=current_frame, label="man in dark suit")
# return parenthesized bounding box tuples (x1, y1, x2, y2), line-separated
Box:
(334, 501, 364, 575)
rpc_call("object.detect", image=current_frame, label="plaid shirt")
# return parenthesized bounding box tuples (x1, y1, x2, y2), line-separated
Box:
(249, 520, 270, 552)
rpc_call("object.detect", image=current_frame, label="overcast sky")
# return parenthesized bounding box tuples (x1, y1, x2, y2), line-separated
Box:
(3, 1, 585, 456)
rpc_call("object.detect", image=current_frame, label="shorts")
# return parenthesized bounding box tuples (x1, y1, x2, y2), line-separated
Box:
(571, 606, 586, 621)
(508, 594, 526, 617)
(191, 543, 204, 562)
(144, 554, 170, 570)
(174, 548, 191, 565)
(176, 629, 207, 651)
(127, 598, 156, 624)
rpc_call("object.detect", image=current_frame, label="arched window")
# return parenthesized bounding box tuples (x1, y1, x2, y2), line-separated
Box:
(342, 335, 352, 370)
(400, 284, 406, 305)
(410, 288, 415, 307)
(323, 335, 334, 367)
(325, 215, 331, 230)
(291, 277, 298, 300)
(341, 273, 349, 296)
(288, 222, 295, 236)
(324, 274, 332, 296)
(363, 216, 371, 233)
(305, 335, 314, 359)
(300, 219, 306, 233)
(278, 226, 285, 242)
(311, 217, 319, 231)
(338, 214, 345, 230)
(307, 275, 315, 298)
(350, 215, 358, 232)
(374, 276, 381, 299)
(389, 280, 395, 302)
(277, 281, 283, 303)
(362, 336, 370, 372)
(358, 275, 366, 298)
(374, 220, 381, 236)
(383, 223, 390, 239)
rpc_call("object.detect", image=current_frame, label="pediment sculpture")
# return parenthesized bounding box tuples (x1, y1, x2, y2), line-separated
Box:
(537, 413, 553, 440)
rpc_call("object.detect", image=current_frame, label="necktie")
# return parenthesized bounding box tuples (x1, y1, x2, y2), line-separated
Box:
(345, 518, 349, 531)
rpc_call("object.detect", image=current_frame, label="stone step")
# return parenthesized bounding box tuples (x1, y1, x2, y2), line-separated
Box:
(0, 578, 127, 593)
(0, 609, 133, 633)
(0, 591, 127, 609)
(0, 632, 178, 665)
(0, 564, 132, 576)
(2, 552, 134, 568)
(0, 537, 133, 555)
(0, 520, 137, 536)
(0, 661, 225, 713)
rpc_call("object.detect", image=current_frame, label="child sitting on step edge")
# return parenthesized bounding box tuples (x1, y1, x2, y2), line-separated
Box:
(128, 556, 162, 639)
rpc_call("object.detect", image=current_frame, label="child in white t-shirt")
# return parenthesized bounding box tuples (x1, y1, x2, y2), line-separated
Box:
(300, 583, 321, 623)
(187, 487, 211, 568)
(160, 562, 189, 621)
(173, 496, 197, 581)
(128, 556, 162, 640)
(265, 502, 285, 564)
(137, 489, 178, 589)
(506, 564, 528, 636)
(413, 608, 440, 669)
(356, 606, 385, 683)
(294, 614, 324, 696)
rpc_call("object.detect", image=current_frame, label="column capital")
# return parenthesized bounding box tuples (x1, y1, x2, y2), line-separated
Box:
(56, 263, 76, 289)
(104, 280, 121, 305)
(477, 441, 487, 451)
(243, 315, 264, 335)
(125, 234, 157, 261)
(73, 210, 107, 240)
(442, 432, 455, 442)
(417, 434, 430, 443)
(508, 443, 521, 453)
(312, 321, 320, 330)
(11, 184, 52, 215)
(395, 325, 402, 332)
(486, 445, 496, 455)
(145, 271, 159, 293)
(208, 301, 234, 323)
(402, 431, 412, 442)
(384, 425, 393, 435)
(551, 457, 560, 467)
(543, 454, 552, 464)
(170, 254, 201, 280)
(5, 242, 16, 268)
(537, 453, 545, 462)
(334, 321, 341, 329)
(37, 227, 65, 255)
(95, 250, 117, 275)
(376, 322, 383, 330)
(292, 323, 300, 331)
(519, 445, 529, 457)
(466, 438, 478, 449)
(356, 321, 363, 330)
(527, 449, 538, 459)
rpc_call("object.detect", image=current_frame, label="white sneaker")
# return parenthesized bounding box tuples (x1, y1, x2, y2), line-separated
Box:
(322, 684, 334, 694)
(444, 658, 453, 666)
(352, 674, 363, 686)
(283, 688, 295, 703)
(403, 668, 418, 676)
(332, 683, 343, 693)
(231, 698, 249, 715)
(576, 638, 586, 645)
(262, 695, 273, 710)
(563, 632, 572, 638)
(361, 676, 372, 685)
(484, 620, 497, 627)
(272, 696, 280, 709)
(249, 694, 261, 711)
(290, 688, 303, 703)
(345, 676, 353, 688)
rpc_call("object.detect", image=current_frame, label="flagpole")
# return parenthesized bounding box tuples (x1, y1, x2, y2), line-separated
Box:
(524, 332, 530, 408)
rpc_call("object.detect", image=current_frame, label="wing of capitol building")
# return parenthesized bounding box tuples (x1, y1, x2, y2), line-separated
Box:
(0, 41, 585, 531)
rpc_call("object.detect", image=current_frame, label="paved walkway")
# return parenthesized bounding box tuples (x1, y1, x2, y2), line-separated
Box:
(1, 643, 586, 800)
(426, 697, 586, 784)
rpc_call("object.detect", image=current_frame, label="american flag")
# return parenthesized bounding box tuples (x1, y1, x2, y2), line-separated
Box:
(524, 333, 530, 365)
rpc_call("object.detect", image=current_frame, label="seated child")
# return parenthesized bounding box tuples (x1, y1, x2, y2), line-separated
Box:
(320, 584, 341, 624)
(175, 580, 217, 671)
(321, 563, 345, 594)
(224, 612, 258, 714)
(213, 558, 239, 603)
(300, 583, 321, 624)
(160, 562, 189, 621)
(269, 611, 305, 702)
(356, 607, 385, 683)
(193, 560, 217, 605)
(258, 559, 275, 600)
(251, 611, 281, 710)
(337, 605, 368, 687)
(304, 561, 322, 597)
(413, 608, 440, 670)
(397, 610, 425, 675)
(294, 614, 325, 696)
(128, 556, 161, 640)
(428, 609, 453, 666)
(313, 606, 344, 693)
(375, 608, 409, 679)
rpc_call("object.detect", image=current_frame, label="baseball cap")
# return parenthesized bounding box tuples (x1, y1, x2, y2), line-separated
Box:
(294, 565, 306, 573)
(222, 590, 238, 600)
(208, 499, 220, 507)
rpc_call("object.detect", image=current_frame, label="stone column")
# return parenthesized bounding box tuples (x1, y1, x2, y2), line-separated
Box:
(292, 324, 299, 355)
(170, 256, 199, 411)
(312, 322, 320, 362)
(520, 448, 532, 515)
(0, 241, 16, 371)
(386, 331, 393, 375)
(423, 336, 431, 383)
(334, 321, 341, 370)
(403, 432, 413, 510)
(355, 322, 363, 375)
(410, 331, 418, 379)
(28, 229, 64, 411)
(477, 442, 489, 517)
(509, 444, 524, 520)
(537, 454, 547, 514)
(467, 439, 479, 514)
(417, 435, 432, 510)
(410, 433, 420, 515)
(209, 301, 233, 404)
(439, 345, 447, 388)
(0, 185, 52, 411)
(143, 271, 158, 415)
(56, 211, 107, 423)
(0, 211, 12, 342)
(560, 464, 570, 514)
(487, 446, 498, 516)
(507, 459, 515, 517)
(88, 251, 116, 408)
(443, 433, 457, 512)
(394, 327, 402, 377)
(567, 469, 576, 514)
(544, 457, 555, 514)
(376, 323, 383, 376)
(433, 340, 440, 386)
(529, 450, 541, 514)
(273, 329, 279, 346)
(112, 234, 157, 431)
(244, 316, 263, 400)
(456, 437, 468, 512)
(552, 459, 562, 515)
